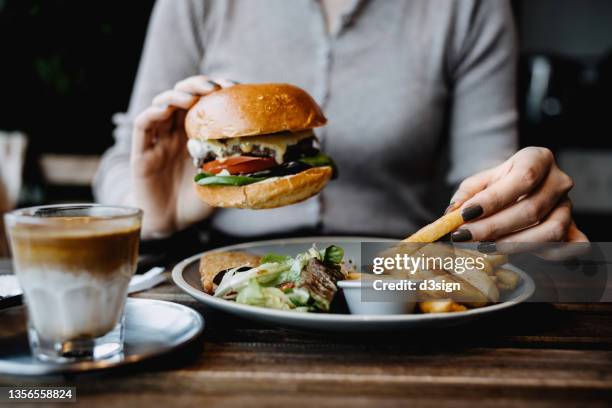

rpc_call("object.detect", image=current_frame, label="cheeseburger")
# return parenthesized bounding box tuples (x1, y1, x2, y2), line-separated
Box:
(185, 83, 336, 209)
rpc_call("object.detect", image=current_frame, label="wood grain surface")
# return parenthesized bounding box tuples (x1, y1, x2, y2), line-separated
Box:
(1, 272, 611, 408)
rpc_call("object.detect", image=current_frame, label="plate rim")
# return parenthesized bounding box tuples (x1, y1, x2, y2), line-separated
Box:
(0, 298, 204, 376)
(172, 236, 536, 324)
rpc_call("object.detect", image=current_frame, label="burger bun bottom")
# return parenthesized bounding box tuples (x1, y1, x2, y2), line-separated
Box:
(194, 166, 333, 209)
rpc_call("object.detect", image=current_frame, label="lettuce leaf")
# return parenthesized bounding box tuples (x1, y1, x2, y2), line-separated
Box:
(217, 244, 347, 312)
(236, 279, 292, 310)
(286, 287, 310, 306)
(195, 174, 265, 186)
(299, 154, 339, 179)
(260, 253, 291, 264)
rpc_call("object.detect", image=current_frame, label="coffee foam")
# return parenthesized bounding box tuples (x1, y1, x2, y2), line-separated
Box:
(9, 217, 140, 277)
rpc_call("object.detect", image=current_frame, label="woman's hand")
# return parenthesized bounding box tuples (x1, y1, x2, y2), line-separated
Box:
(448, 147, 589, 252)
(130, 75, 237, 237)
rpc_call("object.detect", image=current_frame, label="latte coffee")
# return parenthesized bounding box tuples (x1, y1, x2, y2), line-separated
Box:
(5, 205, 142, 362)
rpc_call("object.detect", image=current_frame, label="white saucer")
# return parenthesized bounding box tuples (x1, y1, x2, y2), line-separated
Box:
(0, 298, 204, 376)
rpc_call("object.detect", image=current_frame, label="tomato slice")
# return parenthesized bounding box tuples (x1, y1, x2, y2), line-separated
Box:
(202, 156, 277, 175)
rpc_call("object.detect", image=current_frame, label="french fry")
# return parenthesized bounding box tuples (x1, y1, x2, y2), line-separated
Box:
(377, 242, 425, 266)
(460, 248, 509, 268)
(416, 243, 499, 303)
(411, 268, 489, 307)
(389, 209, 512, 310)
(375, 209, 463, 278)
(453, 247, 495, 275)
(403, 208, 464, 243)
(453, 269, 499, 303)
(482, 253, 509, 268)
(450, 302, 468, 312)
(371, 242, 426, 279)
(418, 242, 458, 259)
(419, 299, 467, 313)
(346, 272, 362, 280)
(419, 299, 452, 313)
(495, 268, 521, 291)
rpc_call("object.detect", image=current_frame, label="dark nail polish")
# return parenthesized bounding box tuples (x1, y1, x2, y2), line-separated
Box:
(207, 80, 221, 88)
(229, 79, 241, 84)
(451, 229, 473, 242)
(444, 202, 455, 215)
(462, 205, 483, 222)
(477, 241, 497, 254)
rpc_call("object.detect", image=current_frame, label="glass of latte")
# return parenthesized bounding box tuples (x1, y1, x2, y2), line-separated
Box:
(4, 204, 141, 363)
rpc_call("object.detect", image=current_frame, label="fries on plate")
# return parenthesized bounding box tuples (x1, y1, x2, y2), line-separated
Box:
(419, 299, 468, 313)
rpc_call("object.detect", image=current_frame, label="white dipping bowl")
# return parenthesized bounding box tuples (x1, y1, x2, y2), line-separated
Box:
(337, 279, 417, 315)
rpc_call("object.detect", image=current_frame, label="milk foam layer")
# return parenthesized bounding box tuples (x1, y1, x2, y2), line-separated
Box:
(18, 266, 131, 341)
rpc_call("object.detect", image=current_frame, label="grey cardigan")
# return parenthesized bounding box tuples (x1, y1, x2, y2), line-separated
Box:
(94, 0, 518, 238)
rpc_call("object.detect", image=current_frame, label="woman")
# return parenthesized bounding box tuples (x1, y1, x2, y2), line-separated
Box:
(94, 0, 587, 247)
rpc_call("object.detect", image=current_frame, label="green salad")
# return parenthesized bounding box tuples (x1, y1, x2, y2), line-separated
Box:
(214, 245, 346, 312)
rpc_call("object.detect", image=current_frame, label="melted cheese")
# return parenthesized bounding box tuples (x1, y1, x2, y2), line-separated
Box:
(188, 130, 314, 164)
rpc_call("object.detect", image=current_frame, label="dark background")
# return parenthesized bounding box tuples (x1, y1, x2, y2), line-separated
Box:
(0, 0, 611, 240)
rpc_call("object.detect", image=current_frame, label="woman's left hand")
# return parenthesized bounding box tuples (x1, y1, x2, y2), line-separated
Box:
(448, 147, 589, 248)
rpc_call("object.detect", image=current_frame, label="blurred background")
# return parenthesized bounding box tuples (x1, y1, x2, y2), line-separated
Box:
(0, 0, 610, 240)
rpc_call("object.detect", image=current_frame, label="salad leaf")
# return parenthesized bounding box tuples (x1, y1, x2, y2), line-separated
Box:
(298, 153, 334, 167)
(256, 268, 291, 287)
(195, 173, 265, 186)
(214, 262, 288, 298)
(194, 172, 214, 182)
(236, 279, 292, 310)
(258, 248, 324, 288)
(260, 253, 291, 264)
(299, 153, 339, 179)
(215, 244, 347, 313)
(322, 245, 344, 265)
(261, 287, 293, 310)
(286, 287, 310, 306)
(288, 250, 316, 281)
(235, 278, 262, 304)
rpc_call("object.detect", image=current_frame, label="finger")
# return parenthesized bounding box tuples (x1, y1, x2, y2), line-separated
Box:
(448, 168, 494, 213)
(133, 105, 174, 133)
(167, 110, 189, 159)
(479, 240, 589, 260)
(454, 170, 568, 242)
(537, 222, 590, 260)
(212, 77, 240, 87)
(174, 75, 220, 95)
(567, 222, 589, 243)
(495, 198, 572, 246)
(461, 147, 554, 220)
(132, 106, 175, 154)
(152, 90, 198, 110)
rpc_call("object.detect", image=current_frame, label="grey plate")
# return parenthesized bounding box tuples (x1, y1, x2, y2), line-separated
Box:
(172, 237, 535, 332)
(0, 298, 204, 376)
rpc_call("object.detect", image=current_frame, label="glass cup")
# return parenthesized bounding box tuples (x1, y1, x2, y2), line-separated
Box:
(4, 204, 141, 363)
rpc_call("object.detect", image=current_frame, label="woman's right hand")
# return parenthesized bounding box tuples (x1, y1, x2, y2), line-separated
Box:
(130, 75, 236, 237)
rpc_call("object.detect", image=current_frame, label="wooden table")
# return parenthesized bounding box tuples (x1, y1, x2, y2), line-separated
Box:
(2, 273, 612, 407)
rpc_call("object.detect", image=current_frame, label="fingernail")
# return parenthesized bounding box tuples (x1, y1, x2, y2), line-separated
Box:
(451, 229, 472, 242)
(207, 80, 221, 88)
(477, 241, 497, 253)
(462, 205, 483, 222)
(229, 79, 241, 84)
(444, 202, 456, 215)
